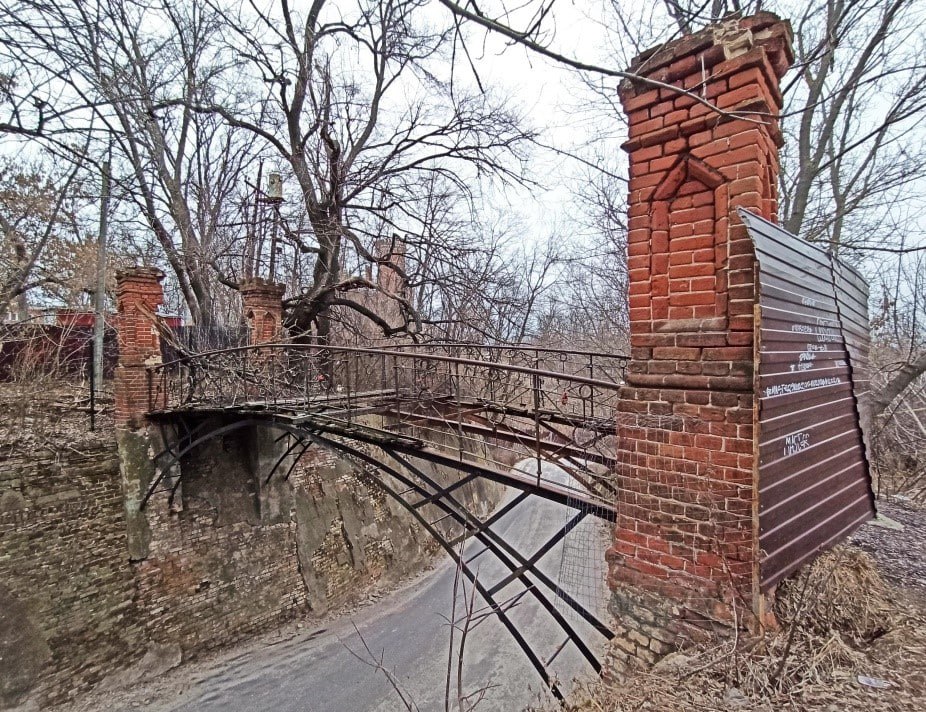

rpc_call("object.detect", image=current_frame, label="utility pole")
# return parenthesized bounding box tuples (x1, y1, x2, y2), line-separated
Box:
(92, 159, 111, 396)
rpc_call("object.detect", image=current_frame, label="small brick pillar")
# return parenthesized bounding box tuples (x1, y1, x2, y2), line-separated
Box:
(607, 13, 793, 656)
(240, 278, 286, 345)
(114, 267, 166, 429)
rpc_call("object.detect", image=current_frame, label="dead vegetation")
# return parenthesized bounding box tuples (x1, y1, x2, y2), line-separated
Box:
(553, 545, 926, 712)
(0, 380, 112, 456)
(0, 323, 113, 451)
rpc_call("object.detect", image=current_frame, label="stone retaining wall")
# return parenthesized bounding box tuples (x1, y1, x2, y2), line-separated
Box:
(0, 437, 143, 708)
(0, 421, 500, 710)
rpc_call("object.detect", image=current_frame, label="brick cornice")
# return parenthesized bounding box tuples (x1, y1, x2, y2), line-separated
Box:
(621, 12, 793, 90)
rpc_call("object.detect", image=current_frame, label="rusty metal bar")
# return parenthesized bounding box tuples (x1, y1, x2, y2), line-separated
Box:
(411, 473, 479, 509)
(152, 343, 626, 392)
(381, 448, 613, 653)
(302, 431, 571, 698)
(487, 509, 587, 596)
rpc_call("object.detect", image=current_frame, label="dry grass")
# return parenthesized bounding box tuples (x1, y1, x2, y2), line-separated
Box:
(776, 547, 897, 643)
(0, 379, 112, 452)
(550, 547, 926, 712)
(0, 322, 114, 448)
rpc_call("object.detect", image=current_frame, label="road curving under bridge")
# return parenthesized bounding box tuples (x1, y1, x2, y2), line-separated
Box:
(58, 461, 612, 712)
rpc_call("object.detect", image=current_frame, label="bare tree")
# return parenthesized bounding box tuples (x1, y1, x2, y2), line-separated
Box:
(0, 155, 91, 319)
(395, 196, 564, 344)
(654, 0, 926, 416)
(440, 0, 926, 413)
(775, 1, 926, 248)
(176, 0, 537, 343)
(537, 167, 630, 353)
(867, 249, 926, 496)
(0, 0, 260, 327)
(1, 0, 568, 346)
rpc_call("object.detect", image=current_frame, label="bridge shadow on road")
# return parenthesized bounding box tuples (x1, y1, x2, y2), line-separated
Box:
(160, 460, 611, 712)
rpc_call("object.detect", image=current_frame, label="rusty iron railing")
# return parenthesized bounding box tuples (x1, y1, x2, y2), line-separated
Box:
(147, 342, 628, 509)
(144, 342, 628, 690)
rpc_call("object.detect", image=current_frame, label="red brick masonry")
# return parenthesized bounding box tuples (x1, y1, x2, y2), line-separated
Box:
(607, 13, 794, 634)
(114, 267, 165, 428)
(240, 278, 286, 345)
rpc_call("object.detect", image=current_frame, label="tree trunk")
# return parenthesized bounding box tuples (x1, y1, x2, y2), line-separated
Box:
(872, 353, 926, 418)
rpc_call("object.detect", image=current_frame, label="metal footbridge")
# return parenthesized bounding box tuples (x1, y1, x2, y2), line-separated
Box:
(143, 342, 627, 697)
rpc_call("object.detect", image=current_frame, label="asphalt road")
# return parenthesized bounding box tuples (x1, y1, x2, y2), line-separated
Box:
(157, 461, 611, 712)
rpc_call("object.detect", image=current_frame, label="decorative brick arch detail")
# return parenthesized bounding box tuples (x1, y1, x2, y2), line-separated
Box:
(246, 308, 280, 344)
(649, 155, 729, 327)
(652, 154, 725, 201)
(239, 279, 285, 346)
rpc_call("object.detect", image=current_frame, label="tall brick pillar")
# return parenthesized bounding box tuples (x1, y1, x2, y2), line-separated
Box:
(607, 14, 793, 659)
(240, 278, 286, 345)
(114, 267, 166, 429)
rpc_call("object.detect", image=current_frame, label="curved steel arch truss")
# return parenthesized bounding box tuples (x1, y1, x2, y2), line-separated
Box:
(145, 414, 616, 700)
(145, 418, 263, 510)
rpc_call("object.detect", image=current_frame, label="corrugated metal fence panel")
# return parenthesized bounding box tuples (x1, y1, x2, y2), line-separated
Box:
(740, 209, 876, 591)
(832, 260, 874, 455)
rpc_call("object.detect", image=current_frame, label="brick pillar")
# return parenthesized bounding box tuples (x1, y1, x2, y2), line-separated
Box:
(114, 267, 165, 429)
(375, 237, 407, 297)
(607, 14, 793, 654)
(240, 278, 286, 345)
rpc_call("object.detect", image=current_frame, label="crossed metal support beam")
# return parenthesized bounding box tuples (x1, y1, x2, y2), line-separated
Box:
(297, 428, 613, 700)
(142, 410, 616, 698)
(373, 447, 614, 641)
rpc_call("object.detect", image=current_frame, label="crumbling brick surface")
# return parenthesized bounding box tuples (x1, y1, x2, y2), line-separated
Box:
(0, 440, 146, 708)
(0, 421, 499, 709)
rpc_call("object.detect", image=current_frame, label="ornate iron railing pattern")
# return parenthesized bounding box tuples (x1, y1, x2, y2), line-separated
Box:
(147, 343, 628, 509)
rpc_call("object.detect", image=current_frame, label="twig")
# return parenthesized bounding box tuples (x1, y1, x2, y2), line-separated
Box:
(341, 621, 420, 711)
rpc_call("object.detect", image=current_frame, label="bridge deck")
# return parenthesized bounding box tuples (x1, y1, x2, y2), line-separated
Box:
(146, 343, 626, 519)
(143, 343, 627, 695)
(149, 403, 617, 519)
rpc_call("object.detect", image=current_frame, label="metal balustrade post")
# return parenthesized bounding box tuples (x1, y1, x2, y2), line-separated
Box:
(380, 352, 387, 428)
(271, 349, 277, 406)
(588, 354, 596, 419)
(533, 357, 542, 485)
(346, 352, 353, 423)
(249, 349, 255, 405)
(393, 356, 400, 426)
(455, 359, 463, 461)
